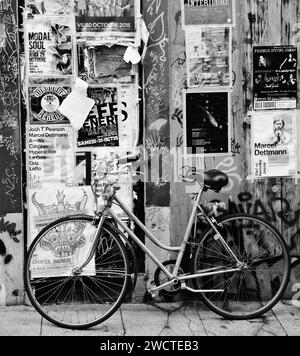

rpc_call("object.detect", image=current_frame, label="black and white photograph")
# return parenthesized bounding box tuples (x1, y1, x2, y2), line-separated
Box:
(1, 0, 300, 342)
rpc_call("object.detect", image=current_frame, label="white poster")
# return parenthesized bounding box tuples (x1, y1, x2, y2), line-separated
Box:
(252, 111, 297, 178)
(25, 16, 75, 78)
(29, 217, 97, 279)
(26, 125, 76, 188)
(28, 185, 95, 241)
(186, 26, 232, 88)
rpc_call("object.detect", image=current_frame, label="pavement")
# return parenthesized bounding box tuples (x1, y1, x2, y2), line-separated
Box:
(0, 301, 300, 337)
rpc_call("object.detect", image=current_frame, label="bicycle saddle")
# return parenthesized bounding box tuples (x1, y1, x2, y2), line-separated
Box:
(204, 170, 229, 192)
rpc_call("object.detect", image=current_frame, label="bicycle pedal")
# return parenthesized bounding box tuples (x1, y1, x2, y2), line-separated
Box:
(143, 291, 158, 303)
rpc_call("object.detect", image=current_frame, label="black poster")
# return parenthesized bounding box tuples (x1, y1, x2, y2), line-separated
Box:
(253, 46, 298, 110)
(77, 87, 119, 148)
(184, 90, 230, 156)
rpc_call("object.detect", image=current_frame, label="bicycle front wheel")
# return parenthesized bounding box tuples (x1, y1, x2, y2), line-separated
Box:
(191, 214, 291, 320)
(25, 216, 130, 329)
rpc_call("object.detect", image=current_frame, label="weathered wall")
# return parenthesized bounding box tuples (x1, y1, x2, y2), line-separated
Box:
(143, 0, 300, 298)
(0, 0, 24, 306)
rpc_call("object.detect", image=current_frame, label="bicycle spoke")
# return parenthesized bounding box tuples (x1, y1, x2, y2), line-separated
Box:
(25, 219, 130, 329)
(192, 215, 290, 319)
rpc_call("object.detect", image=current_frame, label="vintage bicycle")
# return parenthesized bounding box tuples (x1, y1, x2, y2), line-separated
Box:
(24, 154, 291, 329)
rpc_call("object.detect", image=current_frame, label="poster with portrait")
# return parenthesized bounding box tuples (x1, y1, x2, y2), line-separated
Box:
(253, 46, 298, 110)
(182, 0, 235, 27)
(252, 111, 297, 179)
(186, 26, 232, 87)
(28, 85, 71, 124)
(25, 0, 74, 15)
(78, 44, 134, 84)
(183, 89, 231, 157)
(75, 0, 138, 38)
(77, 86, 120, 147)
(25, 16, 75, 78)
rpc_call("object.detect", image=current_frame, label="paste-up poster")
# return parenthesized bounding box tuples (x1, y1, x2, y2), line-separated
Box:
(78, 44, 134, 84)
(184, 89, 231, 157)
(253, 46, 298, 110)
(28, 185, 95, 240)
(75, 0, 137, 38)
(27, 185, 96, 278)
(252, 111, 297, 179)
(28, 85, 71, 124)
(27, 125, 75, 187)
(25, 16, 75, 77)
(186, 26, 231, 87)
(182, 0, 235, 27)
(77, 86, 120, 147)
(25, 0, 74, 15)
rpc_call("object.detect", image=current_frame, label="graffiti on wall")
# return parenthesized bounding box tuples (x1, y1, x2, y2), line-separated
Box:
(143, 0, 170, 206)
(0, 0, 22, 213)
(0, 214, 22, 305)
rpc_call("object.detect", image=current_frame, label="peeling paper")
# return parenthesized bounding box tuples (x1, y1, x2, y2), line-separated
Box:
(58, 78, 95, 131)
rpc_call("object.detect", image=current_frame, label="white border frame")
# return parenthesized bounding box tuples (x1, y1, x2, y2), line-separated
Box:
(183, 87, 232, 158)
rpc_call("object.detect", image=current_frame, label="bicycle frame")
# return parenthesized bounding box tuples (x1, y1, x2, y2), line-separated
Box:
(80, 184, 243, 294)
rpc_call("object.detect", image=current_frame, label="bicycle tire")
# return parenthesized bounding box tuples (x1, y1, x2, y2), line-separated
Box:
(191, 214, 291, 320)
(25, 215, 130, 330)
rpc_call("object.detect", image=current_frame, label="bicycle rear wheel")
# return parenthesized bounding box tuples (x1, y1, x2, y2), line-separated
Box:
(25, 216, 130, 329)
(191, 214, 290, 320)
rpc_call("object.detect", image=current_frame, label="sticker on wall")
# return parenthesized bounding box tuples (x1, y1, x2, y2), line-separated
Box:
(25, 16, 75, 78)
(251, 111, 297, 179)
(182, 0, 235, 27)
(25, 0, 75, 15)
(183, 88, 231, 157)
(78, 44, 134, 84)
(77, 85, 120, 147)
(75, 0, 138, 39)
(28, 85, 71, 124)
(253, 46, 298, 110)
(186, 26, 232, 88)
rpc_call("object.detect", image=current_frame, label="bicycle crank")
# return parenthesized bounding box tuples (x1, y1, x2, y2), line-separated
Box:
(154, 260, 185, 297)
